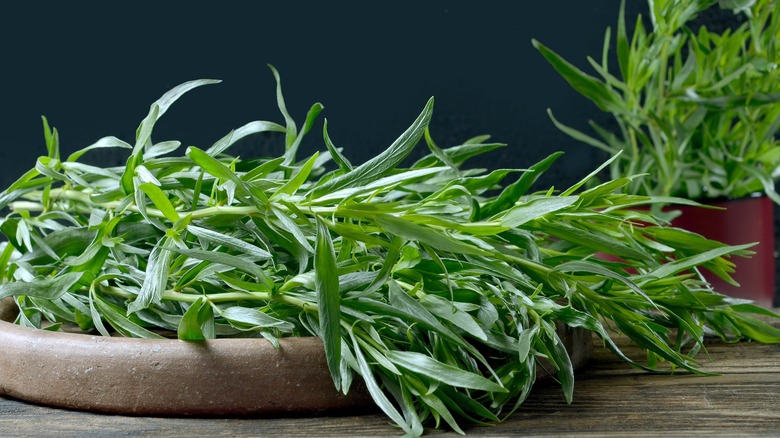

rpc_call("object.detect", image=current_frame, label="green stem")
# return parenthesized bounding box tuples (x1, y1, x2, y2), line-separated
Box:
(99, 284, 310, 309)
(165, 290, 273, 303)
(32, 187, 340, 221)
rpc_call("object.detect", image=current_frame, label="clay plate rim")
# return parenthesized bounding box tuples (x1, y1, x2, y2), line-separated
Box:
(0, 297, 592, 416)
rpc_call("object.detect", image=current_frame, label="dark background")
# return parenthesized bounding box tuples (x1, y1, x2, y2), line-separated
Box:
(0, 1, 647, 189)
(1, 1, 777, 305)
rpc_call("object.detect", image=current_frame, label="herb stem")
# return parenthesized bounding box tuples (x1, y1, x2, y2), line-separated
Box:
(165, 290, 273, 303)
(33, 188, 344, 221)
(98, 284, 299, 306)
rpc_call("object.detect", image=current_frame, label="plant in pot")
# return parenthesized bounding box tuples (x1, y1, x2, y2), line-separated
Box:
(1, 67, 780, 436)
(533, 0, 780, 307)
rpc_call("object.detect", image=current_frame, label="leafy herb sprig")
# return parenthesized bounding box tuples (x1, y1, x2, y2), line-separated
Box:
(534, 0, 780, 203)
(1, 67, 779, 436)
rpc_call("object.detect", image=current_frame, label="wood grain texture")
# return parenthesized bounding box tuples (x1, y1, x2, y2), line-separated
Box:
(2, 315, 779, 437)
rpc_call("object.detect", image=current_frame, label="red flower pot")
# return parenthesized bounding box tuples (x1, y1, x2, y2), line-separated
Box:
(669, 195, 775, 308)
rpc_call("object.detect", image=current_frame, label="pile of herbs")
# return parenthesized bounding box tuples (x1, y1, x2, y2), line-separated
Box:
(1, 69, 779, 436)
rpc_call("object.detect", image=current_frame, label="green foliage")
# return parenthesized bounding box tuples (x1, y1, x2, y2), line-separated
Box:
(535, 0, 780, 202)
(1, 67, 779, 436)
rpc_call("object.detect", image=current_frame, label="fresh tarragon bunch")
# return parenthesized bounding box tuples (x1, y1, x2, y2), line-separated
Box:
(0, 66, 778, 436)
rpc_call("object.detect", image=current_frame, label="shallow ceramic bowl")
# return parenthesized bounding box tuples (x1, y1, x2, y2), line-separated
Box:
(0, 297, 592, 416)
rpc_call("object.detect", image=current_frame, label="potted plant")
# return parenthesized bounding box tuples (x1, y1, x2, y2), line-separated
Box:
(533, 0, 780, 307)
(0, 67, 779, 436)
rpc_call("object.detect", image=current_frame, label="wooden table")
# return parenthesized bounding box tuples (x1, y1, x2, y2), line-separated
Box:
(2, 317, 779, 437)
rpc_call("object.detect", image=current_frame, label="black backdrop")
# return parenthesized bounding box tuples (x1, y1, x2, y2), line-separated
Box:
(0, 1, 646, 190)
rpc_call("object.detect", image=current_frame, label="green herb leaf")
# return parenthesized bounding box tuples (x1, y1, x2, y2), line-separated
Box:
(0, 272, 83, 301)
(178, 296, 216, 340)
(322, 119, 353, 172)
(386, 350, 506, 393)
(532, 39, 623, 113)
(500, 196, 578, 228)
(128, 239, 174, 313)
(220, 306, 295, 332)
(272, 152, 319, 200)
(308, 97, 434, 198)
(315, 219, 342, 390)
(375, 214, 487, 257)
(67, 136, 132, 163)
(138, 182, 180, 223)
(186, 225, 272, 260)
(478, 151, 564, 220)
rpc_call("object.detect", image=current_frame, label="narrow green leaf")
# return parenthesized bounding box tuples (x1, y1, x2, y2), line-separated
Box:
(187, 225, 272, 259)
(419, 293, 487, 341)
(350, 331, 412, 435)
(561, 151, 622, 196)
(93, 291, 165, 339)
(517, 326, 539, 363)
(186, 146, 267, 207)
(144, 141, 181, 159)
(160, 246, 265, 278)
(268, 64, 297, 148)
(739, 164, 780, 205)
(312, 167, 445, 203)
(322, 119, 353, 172)
(252, 216, 310, 274)
(413, 142, 506, 168)
(616, 0, 630, 81)
(121, 103, 160, 193)
(272, 152, 319, 200)
(424, 128, 461, 176)
(647, 243, 757, 280)
(283, 103, 324, 166)
(178, 297, 216, 341)
(41, 116, 57, 159)
(375, 214, 487, 256)
(138, 182, 180, 223)
(3, 168, 43, 196)
(479, 151, 564, 220)
(215, 272, 272, 293)
(67, 136, 132, 162)
(16, 227, 95, 265)
(128, 239, 174, 313)
(554, 260, 657, 308)
(308, 97, 434, 198)
(315, 219, 342, 390)
(535, 221, 652, 262)
(501, 196, 578, 228)
(419, 392, 465, 435)
(0, 272, 83, 301)
(547, 109, 613, 153)
(536, 329, 575, 403)
(718, 0, 756, 13)
(532, 38, 622, 113)
(383, 282, 486, 362)
(153, 79, 222, 118)
(386, 350, 506, 392)
(270, 206, 314, 253)
(205, 120, 286, 157)
(220, 306, 295, 332)
(242, 157, 285, 182)
(362, 237, 403, 295)
(354, 335, 402, 376)
(579, 177, 634, 202)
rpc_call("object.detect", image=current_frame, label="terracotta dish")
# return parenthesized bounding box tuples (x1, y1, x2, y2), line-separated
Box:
(0, 297, 592, 416)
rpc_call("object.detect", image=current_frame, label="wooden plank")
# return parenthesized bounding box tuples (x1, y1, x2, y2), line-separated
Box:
(2, 316, 779, 437)
(0, 398, 397, 437)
